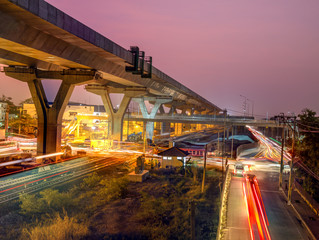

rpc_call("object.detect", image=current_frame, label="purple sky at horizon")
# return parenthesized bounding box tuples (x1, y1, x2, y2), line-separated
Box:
(1, 0, 319, 118)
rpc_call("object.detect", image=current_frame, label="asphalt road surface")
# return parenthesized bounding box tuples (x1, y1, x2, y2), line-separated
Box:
(224, 176, 251, 240)
(224, 169, 311, 240)
(256, 170, 309, 240)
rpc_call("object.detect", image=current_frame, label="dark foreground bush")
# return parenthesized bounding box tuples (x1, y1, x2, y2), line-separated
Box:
(21, 213, 89, 240)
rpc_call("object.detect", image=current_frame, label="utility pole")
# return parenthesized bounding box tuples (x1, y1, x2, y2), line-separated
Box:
(222, 110, 227, 181)
(274, 113, 286, 190)
(240, 95, 247, 117)
(143, 121, 147, 153)
(279, 125, 285, 190)
(288, 117, 296, 205)
(127, 107, 130, 140)
(241, 95, 254, 117)
(189, 200, 196, 240)
(201, 144, 208, 193)
(274, 113, 296, 204)
(217, 132, 220, 156)
(231, 126, 234, 159)
(4, 106, 9, 140)
(202, 139, 216, 193)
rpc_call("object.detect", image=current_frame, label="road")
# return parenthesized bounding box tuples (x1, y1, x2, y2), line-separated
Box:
(224, 176, 251, 240)
(256, 170, 309, 240)
(224, 167, 312, 240)
(0, 153, 137, 204)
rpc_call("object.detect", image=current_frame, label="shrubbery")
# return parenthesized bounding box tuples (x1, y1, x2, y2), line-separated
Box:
(21, 213, 89, 240)
(19, 189, 78, 216)
(15, 168, 220, 240)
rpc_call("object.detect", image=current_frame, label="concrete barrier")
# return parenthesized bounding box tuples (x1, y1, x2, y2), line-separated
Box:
(216, 165, 232, 240)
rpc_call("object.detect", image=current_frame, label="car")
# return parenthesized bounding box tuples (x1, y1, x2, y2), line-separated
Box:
(233, 164, 245, 177)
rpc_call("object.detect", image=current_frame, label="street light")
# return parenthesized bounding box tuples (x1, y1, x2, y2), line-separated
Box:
(240, 95, 247, 116)
(240, 95, 254, 117)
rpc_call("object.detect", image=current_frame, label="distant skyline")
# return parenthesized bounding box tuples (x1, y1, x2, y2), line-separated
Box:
(1, 0, 319, 117)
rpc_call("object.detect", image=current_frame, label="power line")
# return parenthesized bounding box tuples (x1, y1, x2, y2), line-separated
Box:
(299, 129, 319, 133)
(297, 121, 319, 130)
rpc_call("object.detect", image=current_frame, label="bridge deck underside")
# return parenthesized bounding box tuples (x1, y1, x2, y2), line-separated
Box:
(0, 0, 220, 112)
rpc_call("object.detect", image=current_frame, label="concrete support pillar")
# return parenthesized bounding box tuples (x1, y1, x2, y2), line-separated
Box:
(86, 86, 147, 142)
(100, 92, 131, 141)
(158, 105, 165, 114)
(169, 106, 176, 116)
(161, 122, 171, 134)
(4, 67, 96, 155)
(134, 97, 172, 140)
(28, 80, 74, 154)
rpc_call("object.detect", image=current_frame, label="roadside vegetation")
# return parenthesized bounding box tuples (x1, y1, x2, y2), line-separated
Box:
(0, 165, 221, 240)
(294, 109, 319, 202)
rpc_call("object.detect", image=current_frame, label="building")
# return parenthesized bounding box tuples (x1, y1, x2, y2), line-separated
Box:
(22, 103, 37, 118)
(0, 102, 8, 122)
(158, 147, 190, 168)
(63, 102, 95, 121)
(23, 102, 95, 120)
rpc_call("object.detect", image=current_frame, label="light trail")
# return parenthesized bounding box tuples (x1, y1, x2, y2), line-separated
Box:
(34, 152, 63, 160)
(246, 125, 291, 163)
(0, 155, 135, 204)
(243, 175, 272, 240)
(243, 181, 255, 240)
(252, 184, 271, 240)
(0, 170, 69, 194)
(0, 152, 64, 167)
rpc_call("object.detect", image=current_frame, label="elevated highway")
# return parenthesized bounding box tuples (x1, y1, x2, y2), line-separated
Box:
(0, 0, 221, 154)
(125, 113, 280, 127)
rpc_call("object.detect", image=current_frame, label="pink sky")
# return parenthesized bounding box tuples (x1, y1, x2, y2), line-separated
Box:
(1, 0, 319, 117)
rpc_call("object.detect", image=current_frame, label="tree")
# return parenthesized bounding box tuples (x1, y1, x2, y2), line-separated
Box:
(297, 108, 319, 174)
(19, 97, 33, 105)
(0, 94, 18, 114)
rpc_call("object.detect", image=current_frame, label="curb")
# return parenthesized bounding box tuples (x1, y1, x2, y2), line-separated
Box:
(280, 189, 316, 240)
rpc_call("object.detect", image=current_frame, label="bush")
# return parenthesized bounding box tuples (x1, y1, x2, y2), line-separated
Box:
(98, 177, 129, 202)
(22, 213, 89, 240)
(19, 189, 78, 216)
(19, 194, 46, 216)
(81, 172, 102, 189)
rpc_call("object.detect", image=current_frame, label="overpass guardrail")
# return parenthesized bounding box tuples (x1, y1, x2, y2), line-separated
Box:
(216, 164, 231, 240)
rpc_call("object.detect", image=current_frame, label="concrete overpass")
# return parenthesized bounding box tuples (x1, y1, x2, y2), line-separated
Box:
(0, 0, 221, 154)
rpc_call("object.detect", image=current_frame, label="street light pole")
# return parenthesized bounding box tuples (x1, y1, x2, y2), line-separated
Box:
(240, 95, 247, 117)
(240, 95, 254, 117)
